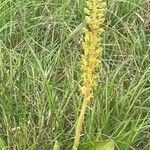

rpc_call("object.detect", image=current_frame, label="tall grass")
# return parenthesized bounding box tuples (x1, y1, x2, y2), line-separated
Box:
(0, 0, 150, 149)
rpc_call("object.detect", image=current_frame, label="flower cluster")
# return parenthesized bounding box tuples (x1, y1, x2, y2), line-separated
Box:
(81, 0, 106, 102)
(72, 1, 106, 149)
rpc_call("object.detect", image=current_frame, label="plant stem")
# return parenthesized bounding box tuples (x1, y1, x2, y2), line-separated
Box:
(72, 98, 89, 150)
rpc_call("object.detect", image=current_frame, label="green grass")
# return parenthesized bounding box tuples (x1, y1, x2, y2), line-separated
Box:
(0, 0, 150, 149)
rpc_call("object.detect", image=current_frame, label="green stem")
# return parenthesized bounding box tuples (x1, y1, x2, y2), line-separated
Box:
(72, 99, 89, 150)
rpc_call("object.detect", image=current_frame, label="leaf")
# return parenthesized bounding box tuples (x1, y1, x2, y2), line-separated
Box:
(0, 137, 7, 150)
(78, 140, 114, 150)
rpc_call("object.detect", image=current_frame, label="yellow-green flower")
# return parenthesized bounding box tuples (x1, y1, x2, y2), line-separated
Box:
(72, 0, 106, 150)
(81, 0, 105, 102)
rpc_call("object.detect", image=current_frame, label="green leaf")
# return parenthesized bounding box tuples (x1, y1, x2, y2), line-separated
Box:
(0, 137, 7, 150)
(78, 140, 114, 150)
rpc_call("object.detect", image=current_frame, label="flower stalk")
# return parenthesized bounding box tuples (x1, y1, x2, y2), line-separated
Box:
(72, 0, 106, 150)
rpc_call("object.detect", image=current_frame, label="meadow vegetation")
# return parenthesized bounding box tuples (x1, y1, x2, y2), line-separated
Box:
(0, 0, 150, 149)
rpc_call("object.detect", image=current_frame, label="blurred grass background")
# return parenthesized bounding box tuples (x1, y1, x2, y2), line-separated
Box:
(0, 0, 150, 149)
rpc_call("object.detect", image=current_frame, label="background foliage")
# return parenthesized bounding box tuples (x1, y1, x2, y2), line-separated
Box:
(0, 0, 150, 149)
